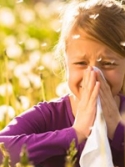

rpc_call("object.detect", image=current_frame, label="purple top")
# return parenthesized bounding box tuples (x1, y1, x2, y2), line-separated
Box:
(0, 94, 124, 167)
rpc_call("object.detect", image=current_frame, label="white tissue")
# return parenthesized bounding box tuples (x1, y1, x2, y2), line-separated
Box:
(79, 67, 114, 167)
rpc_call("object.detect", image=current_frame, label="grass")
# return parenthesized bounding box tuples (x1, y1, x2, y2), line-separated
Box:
(0, 140, 77, 167)
(0, 0, 66, 129)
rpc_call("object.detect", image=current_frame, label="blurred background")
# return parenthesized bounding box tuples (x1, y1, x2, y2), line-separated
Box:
(0, 0, 69, 129)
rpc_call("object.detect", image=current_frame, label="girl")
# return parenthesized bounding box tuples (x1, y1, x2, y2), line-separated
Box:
(0, 0, 125, 166)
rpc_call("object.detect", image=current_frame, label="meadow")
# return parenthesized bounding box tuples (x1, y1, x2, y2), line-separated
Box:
(0, 1, 76, 166)
(0, 0, 68, 129)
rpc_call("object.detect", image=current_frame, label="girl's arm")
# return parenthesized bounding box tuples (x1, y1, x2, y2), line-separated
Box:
(0, 127, 78, 166)
(0, 103, 79, 166)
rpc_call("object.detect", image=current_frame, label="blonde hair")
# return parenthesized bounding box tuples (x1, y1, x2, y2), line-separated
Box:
(56, 0, 125, 57)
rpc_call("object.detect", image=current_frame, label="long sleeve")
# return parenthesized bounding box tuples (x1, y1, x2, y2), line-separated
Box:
(110, 122, 124, 167)
(107, 95, 125, 167)
(0, 127, 78, 166)
(0, 96, 79, 166)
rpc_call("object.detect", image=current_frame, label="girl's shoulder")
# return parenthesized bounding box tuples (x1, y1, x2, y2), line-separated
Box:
(35, 94, 73, 120)
(37, 94, 70, 110)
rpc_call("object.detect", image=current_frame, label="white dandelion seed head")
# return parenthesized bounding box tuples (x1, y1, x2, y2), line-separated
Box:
(0, 83, 13, 96)
(19, 8, 35, 24)
(0, 105, 15, 121)
(18, 96, 30, 110)
(56, 82, 70, 97)
(25, 38, 39, 50)
(0, 8, 15, 27)
(6, 44, 23, 58)
(27, 73, 41, 89)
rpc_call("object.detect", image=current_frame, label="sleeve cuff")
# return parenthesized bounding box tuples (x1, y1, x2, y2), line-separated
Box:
(65, 127, 79, 150)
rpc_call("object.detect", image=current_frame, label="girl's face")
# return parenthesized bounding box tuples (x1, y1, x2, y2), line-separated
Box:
(65, 31, 125, 99)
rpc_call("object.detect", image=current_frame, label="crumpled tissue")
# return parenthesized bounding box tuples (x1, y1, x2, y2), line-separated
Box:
(79, 66, 114, 167)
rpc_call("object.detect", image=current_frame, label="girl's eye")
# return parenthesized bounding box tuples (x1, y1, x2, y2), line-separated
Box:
(101, 61, 116, 66)
(75, 61, 87, 65)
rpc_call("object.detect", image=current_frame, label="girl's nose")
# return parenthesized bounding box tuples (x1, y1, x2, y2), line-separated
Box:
(89, 61, 100, 70)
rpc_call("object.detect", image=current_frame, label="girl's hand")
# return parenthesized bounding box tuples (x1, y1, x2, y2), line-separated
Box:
(97, 71, 121, 139)
(72, 67, 100, 144)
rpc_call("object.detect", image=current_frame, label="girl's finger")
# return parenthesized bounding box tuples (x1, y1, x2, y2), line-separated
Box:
(88, 81, 100, 109)
(83, 67, 91, 88)
(96, 71, 111, 94)
(81, 70, 97, 104)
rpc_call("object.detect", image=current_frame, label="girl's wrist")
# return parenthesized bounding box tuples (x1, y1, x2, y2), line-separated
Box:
(72, 126, 87, 144)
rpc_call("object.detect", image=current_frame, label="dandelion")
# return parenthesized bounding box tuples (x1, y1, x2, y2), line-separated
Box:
(19, 8, 35, 24)
(48, 1, 64, 16)
(17, 96, 30, 110)
(6, 44, 23, 59)
(56, 82, 70, 97)
(14, 63, 32, 77)
(17, 33, 29, 45)
(4, 35, 17, 46)
(42, 52, 53, 69)
(50, 19, 61, 32)
(8, 61, 17, 72)
(18, 75, 30, 89)
(51, 59, 60, 71)
(0, 105, 15, 121)
(28, 73, 41, 89)
(34, 2, 50, 19)
(41, 52, 60, 71)
(0, 83, 13, 97)
(25, 38, 39, 50)
(0, 8, 15, 27)
(29, 50, 41, 68)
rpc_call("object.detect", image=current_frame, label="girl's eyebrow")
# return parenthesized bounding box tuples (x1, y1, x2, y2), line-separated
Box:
(75, 53, 119, 59)
(98, 54, 121, 60)
(70, 49, 123, 60)
(100, 48, 124, 59)
(71, 53, 86, 59)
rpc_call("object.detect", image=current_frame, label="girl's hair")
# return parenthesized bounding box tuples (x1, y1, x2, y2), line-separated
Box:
(55, 0, 125, 59)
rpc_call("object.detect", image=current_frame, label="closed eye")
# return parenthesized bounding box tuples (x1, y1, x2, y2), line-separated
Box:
(101, 61, 117, 67)
(74, 61, 87, 65)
